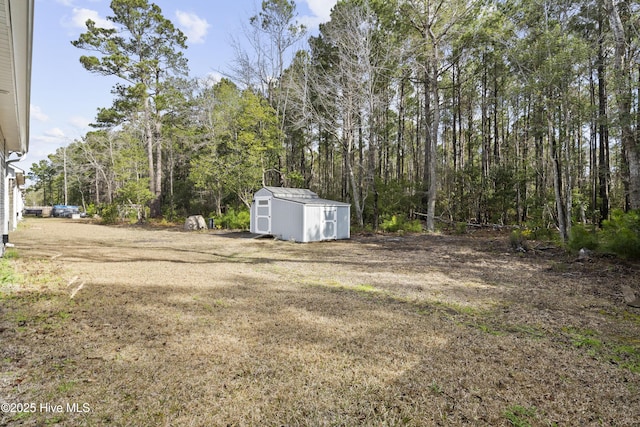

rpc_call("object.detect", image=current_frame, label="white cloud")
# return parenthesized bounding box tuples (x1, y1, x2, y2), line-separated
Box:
(30, 135, 65, 149)
(30, 137, 62, 149)
(199, 71, 223, 87)
(31, 105, 49, 122)
(175, 10, 210, 44)
(305, 0, 335, 22)
(299, 0, 337, 31)
(44, 128, 66, 139)
(68, 116, 91, 130)
(66, 8, 114, 30)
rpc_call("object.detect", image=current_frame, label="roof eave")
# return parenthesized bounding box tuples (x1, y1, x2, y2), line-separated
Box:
(0, 0, 34, 155)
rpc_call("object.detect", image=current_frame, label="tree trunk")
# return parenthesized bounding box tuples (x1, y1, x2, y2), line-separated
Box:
(95, 165, 100, 205)
(344, 108, 363, 226)
(605, 0, 640, 210)
(598, 57, 610, 223)
(152, 118, 162, 217)
(427, 52, 439, 233)
(562, 107, 572, 239)
(144, 96, 156, 199)
(551, 134, 568, 242)
(397, 74, 406, 182)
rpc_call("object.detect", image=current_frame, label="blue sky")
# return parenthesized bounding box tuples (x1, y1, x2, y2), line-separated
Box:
(19, 0, 337, 174)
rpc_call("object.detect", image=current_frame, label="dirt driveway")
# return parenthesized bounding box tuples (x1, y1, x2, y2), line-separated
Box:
(1, 218, 639, 426)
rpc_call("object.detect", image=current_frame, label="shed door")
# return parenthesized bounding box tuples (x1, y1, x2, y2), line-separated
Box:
(322, 207, 337, 240)
(255, 197, 271, 234)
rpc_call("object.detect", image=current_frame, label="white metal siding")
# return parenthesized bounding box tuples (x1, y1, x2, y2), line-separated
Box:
(336, 205, 351, 239)
(253, 197, 272, 234)
(271, 198, 304, 241)
(250, 187, 351, 242)
(304, 206, 321, 242)
(8, 176, 14, 230)
(0, 0, 33, 154)
(0, 148, 5, 251)
(303, 206, 343, 242)
(250, 189, 271, 233)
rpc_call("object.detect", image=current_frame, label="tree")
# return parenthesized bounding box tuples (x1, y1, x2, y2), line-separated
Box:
(605, 0, 640, 210)
(401, 0, 477, 231)
(189, 79, 281, 213)
(27, 159, 56, 205)
(72, 0, 188, 216)
(36, 0, 638, 232)
(248, 0, 306, 96)
(305, 1, 386, 227)
(230, 0, 306, 185)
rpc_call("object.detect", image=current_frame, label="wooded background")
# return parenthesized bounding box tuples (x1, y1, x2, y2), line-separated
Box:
(27, 0, 640, 240)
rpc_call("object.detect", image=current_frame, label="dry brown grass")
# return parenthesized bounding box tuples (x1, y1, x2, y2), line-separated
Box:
(1, 218, 639, 426)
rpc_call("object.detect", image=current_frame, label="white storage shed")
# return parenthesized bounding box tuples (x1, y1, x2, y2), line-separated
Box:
(250, 187, 350, 242)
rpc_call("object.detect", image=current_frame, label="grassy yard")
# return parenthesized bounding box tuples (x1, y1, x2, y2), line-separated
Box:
(1, 218, 639, 426)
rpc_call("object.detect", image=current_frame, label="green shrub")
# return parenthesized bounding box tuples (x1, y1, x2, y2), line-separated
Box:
(509, 229, 529, 250)
(99, 204, 119, 225)
(404, 219, 423, 232)
(454, 222, 467, 235)
(380, 214, 423, 233)
(568, 224, 599, 251)
(214, 207, 250, 230)
(86, 203, 97, 217)
(381, 215, 401, 232)
(530, 227, 555, 241)
(601, 210, 640, 259)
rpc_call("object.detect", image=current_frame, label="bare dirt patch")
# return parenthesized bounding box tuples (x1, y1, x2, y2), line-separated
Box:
(1, 218, 639, 426)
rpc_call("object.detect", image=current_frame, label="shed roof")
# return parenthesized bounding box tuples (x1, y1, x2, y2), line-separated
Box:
(263, 186, 317, 199)
(261, 187, 350, 207)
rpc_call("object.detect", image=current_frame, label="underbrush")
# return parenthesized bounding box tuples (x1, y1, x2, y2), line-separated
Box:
(380, 214, 423, 233)
(506, 210, 640, 260)
(98, 203, 148, 225)
(212, 207, 250, 230)
(568, 210, 640, 259)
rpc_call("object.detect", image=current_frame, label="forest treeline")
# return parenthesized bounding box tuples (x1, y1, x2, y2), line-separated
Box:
(27, 0, 640, 241)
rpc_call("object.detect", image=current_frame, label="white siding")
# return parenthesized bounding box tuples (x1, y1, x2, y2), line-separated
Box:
(336, 205, 351, 240)
(303, 206, 321, 243)
(250, 187, 351, 242)
(271, 198, 304, 241)
(0, 148, 5, 251)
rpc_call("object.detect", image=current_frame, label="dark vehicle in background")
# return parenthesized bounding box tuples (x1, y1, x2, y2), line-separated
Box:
(51, 205, 86, 218)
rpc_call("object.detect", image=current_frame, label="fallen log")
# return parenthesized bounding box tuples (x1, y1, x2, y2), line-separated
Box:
(412, 212, 508, 229)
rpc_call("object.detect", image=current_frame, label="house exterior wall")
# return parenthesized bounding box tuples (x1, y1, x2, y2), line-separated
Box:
(0, 148, 6, 252)
(0, 0, 34, 255)
(15, 183, 23, 226)
(8, 175, 14, 230)
(7, 166, 24, 231)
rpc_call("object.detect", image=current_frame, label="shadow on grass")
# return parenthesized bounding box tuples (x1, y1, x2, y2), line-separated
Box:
(3, 270, 639, 426)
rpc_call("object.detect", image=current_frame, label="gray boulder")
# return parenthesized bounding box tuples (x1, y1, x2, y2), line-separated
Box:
(184, 215, 207, 231)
